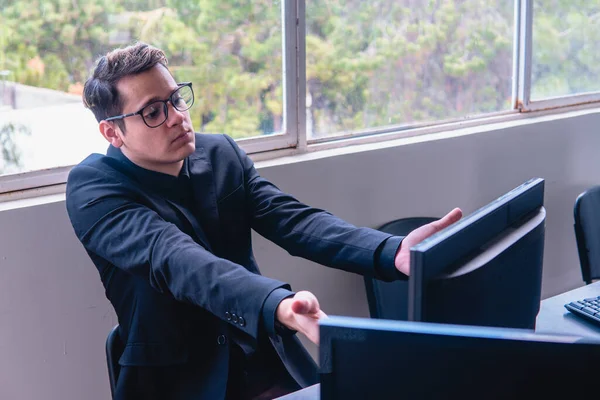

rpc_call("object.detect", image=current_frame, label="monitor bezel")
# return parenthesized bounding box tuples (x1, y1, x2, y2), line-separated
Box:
(408, 178, 545, 322)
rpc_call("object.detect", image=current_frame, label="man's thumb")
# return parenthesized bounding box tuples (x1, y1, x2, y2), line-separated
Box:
(291, 298, 311, 314)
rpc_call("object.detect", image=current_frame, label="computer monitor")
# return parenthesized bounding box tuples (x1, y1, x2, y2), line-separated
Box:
(408, 178, 545, 329)
(319, 316, 600, 400)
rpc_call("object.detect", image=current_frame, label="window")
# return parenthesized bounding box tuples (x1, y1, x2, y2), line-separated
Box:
(1, 0, 600, 188)
(305, 0, 514, 140)
(1, 1, 112, 175)
(0, 0, 288, 177)
(136, 2, 286, 139)
(532, 1, 600, 100)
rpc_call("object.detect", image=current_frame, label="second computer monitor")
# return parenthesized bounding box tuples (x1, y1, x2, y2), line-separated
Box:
(319, 316, 599, 400)
(408, 178, 545, 329)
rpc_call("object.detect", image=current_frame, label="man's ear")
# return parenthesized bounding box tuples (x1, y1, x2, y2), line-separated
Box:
(99, 120, 124, 148)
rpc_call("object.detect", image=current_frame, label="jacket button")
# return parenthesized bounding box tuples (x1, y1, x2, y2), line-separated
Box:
(238, 316, 246, 327)
(225, 312, 231, 321)
(217, 335, 227, 345)
(231, 313, 238, 323)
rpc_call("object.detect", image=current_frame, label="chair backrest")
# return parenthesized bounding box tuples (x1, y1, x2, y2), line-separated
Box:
(364, 217, 438, 320)
(574, 186, 600, 284)
(106, 324, 123, 398)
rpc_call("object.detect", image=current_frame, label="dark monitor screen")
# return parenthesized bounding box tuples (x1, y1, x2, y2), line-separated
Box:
(408, 178, 545, 329)
(319, 316, 600, 400)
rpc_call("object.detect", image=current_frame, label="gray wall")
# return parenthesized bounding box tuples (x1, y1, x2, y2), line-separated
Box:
(0, 109, 598, 399)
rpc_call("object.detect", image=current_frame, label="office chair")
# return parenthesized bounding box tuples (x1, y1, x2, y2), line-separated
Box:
(574, 186, 600, 284)
(106, 324, 124, 398)
(364, 217, 438, 320)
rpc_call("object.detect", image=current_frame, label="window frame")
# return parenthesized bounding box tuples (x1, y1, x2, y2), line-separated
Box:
(515, 0, 600, 112)
(2, 0, 600, 196)
(235, 0, 300, 154)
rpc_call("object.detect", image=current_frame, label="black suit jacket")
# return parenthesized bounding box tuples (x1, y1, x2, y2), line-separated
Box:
(66, 133, 403, 399)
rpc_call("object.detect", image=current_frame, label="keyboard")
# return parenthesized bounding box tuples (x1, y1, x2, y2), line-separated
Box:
(565, 296, 600, 327)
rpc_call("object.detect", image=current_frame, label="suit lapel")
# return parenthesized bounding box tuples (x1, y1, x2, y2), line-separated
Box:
(188, 147, 223, 255)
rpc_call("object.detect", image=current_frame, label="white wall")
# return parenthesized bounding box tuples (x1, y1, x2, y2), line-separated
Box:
(0, 108, 598, 400)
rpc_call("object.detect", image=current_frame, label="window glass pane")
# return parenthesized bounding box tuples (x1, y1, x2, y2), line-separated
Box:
(532, 1, 600, 100)
(305, 0, 514, 139)
(0, 1, 283, 177)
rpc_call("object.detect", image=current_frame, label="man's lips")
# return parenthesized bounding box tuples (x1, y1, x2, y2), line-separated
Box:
(172, 131, 190, 143)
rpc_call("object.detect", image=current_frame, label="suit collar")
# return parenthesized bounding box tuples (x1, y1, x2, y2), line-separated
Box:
(106, 145, 190, 193)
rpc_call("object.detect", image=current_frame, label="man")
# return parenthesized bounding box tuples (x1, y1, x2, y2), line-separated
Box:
(66, 42, 461, 400)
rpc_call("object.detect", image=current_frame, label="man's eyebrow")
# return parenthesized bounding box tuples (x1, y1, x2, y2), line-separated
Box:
(133, 87, 179, 110)
(135, 95, 162, 110)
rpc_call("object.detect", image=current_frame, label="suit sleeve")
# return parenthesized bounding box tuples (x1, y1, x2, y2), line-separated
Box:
(66, 163, 290, 341)
(223, 135, 405, 282)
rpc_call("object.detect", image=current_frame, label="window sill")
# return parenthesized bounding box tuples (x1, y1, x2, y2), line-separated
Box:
(0, 102, 599, 208)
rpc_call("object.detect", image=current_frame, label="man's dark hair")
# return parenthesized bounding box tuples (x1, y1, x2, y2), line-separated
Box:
(83, 42, 168, 131)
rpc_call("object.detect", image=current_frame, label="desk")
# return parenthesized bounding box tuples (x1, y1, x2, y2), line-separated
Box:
(277, 281, 600, 400)
(535, 280, 600, 339)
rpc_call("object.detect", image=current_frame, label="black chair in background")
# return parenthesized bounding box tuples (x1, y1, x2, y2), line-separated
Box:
(364, 217, 438, 321)
(106, 324, 124, 398)
(574, 186, 600, 284)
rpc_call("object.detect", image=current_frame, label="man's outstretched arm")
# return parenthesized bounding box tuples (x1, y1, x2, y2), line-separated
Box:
(224, 134, 461, 279)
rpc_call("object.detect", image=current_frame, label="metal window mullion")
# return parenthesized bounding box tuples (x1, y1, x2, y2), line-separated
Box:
(232, 0, 300, 155)
(511, 0, 521, 108)
(283, 0, 300, 149)
(296, 0, 307, 150)
(516, 0, 533, 111)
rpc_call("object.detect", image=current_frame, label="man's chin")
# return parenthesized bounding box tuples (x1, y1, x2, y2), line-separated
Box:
(172, 135, 195, 156)
(182, 140, 196, 156)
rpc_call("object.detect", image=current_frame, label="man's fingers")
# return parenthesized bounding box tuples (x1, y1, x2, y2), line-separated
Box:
(289, 293, 327, 345)
(303, 312, 327, 345)
(291, 291, 320, 315)
(291, 299, 309, 314)
(430, 208, 462, 231)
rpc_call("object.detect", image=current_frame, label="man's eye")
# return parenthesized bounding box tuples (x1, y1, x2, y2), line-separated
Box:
(173, 95, 186, 107)
(143, 105, 161, 120)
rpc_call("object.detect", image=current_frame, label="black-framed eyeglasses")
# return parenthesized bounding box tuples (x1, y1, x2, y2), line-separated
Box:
(105, 82, 194, 128)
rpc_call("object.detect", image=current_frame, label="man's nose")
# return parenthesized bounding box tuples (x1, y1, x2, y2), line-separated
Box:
(165, 101, 185, 126)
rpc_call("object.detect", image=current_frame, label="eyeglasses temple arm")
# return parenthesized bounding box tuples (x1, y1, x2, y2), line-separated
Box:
(104, 111, 140, 121)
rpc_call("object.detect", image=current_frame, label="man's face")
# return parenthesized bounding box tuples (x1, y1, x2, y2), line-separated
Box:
(107, 64, 196, 175)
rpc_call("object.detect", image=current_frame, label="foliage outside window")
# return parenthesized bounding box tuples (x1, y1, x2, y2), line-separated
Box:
(531, 0, 600, 100)
(305, 0, 514, 139)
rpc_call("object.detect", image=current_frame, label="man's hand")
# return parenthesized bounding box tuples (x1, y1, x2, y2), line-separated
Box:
(276, 291, 327, 345)
(394, 208, 463, 275)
